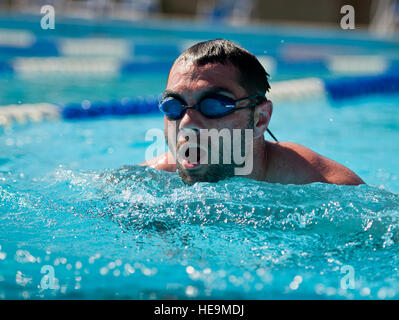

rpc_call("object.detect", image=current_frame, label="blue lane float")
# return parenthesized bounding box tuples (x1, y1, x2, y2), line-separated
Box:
(324, 73, 399, 100)
(0, 61, 13, 73)
(60, 96, 160, 119)
(0, 39, 59, 57)
(120, 61, 173, 73)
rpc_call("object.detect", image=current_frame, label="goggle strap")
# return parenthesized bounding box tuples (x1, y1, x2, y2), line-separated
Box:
(266, 129, 278, 142)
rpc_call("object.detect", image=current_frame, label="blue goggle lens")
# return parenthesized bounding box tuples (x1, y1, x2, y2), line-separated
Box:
(159, 97, 185, 120)
(200, 97, 235, 117)
(159, 96, 236, 119)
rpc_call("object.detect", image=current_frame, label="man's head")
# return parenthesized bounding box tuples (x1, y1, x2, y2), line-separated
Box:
(162, 39, 273, 184)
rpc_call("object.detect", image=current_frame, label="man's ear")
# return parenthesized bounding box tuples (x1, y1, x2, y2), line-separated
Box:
(253, 100, 273, 139)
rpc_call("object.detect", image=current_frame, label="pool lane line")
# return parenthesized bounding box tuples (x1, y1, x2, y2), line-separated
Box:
(1, 73, 399, 127)
(1, 56, 398, 77)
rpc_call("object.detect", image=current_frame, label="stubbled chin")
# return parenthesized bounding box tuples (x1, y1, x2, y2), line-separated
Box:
(176, 162, 208, 184)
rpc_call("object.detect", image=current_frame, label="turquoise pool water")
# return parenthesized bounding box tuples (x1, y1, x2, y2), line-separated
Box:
(1, 16, 399, 299)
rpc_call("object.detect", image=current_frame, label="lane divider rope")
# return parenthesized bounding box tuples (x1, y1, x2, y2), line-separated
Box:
(1, 56, 398, 76)
(1, 73, 399, 127)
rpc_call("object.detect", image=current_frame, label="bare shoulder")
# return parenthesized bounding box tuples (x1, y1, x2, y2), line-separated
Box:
(139, 152, 177, 172)
(267, 142, 365, 185)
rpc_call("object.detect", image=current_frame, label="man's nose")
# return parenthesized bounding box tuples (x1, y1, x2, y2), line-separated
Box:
(178, 126, 200, 141)
(178, 108, 205, 131)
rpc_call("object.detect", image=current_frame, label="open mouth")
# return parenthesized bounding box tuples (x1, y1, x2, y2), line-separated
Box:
(179, 144, 207, 169)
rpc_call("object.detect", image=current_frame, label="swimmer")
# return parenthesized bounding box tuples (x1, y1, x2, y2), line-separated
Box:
(140, 39, 364, 186)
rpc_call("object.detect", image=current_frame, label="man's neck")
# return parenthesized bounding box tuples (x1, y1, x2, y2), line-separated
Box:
(246, 138, 270, 181)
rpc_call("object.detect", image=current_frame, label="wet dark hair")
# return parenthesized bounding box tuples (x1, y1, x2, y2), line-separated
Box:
(175, 39, 270, 96)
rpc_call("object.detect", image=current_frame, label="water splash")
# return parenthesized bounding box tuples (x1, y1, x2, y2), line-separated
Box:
(1, 165, 399, 299)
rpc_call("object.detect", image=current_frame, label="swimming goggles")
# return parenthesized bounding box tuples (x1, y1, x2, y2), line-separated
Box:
(159, 93, 278, 142)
